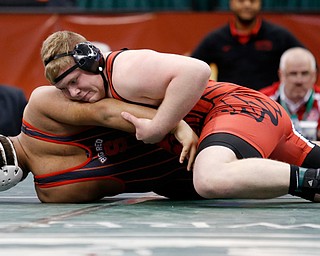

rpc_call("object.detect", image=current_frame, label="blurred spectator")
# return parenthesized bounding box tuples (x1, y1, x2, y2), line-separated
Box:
(0, 85, 27, 136)
(260, 47, 319, 140)
(191, 0, 304, 90)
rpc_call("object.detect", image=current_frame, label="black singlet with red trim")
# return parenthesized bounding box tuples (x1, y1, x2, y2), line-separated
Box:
(22, 121, 201, 200)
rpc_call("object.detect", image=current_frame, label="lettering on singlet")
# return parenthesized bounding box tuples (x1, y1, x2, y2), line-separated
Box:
(95, 139, 107, 164)
(95, 137, 128, 164)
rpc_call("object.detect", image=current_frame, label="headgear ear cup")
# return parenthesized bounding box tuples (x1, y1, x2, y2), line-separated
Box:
(73, 42, 105, 74)
(45, 41, 109, 96)
(0, 137, 14, 165)
(0, 136, 23, 191)
(73, 42, 109, 96)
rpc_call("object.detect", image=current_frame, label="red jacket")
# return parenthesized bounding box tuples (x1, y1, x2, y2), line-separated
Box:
(260, 82, 320, 140)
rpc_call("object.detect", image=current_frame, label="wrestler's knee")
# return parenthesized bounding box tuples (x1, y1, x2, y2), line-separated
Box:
(193, 167, 211, 198)
(193, 162, 235, 199)
(194, 175, 237, 198)
(193, 146, 238, 199)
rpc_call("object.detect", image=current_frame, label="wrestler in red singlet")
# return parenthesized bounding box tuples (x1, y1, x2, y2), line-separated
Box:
(106, 50, 315, 167)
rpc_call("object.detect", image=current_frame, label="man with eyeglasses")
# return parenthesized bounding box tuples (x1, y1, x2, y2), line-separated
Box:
(260, 47, 319, 140)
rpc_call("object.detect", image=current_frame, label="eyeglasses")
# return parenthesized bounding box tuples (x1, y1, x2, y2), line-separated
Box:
(285, 71, 312, 79)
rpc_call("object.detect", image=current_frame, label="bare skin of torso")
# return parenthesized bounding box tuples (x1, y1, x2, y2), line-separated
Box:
(13, 122, 124, 203)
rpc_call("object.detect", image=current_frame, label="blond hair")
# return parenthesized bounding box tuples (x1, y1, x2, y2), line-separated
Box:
(41, 31, 87, 84)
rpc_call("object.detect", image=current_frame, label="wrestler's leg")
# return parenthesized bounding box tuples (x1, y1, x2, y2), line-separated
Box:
(190, 83, 320, 200)
(193, 135, 320, 201)
(287, 146, 320, 202)
(193, 145, 290, 199)
(269, 130, 320, 201)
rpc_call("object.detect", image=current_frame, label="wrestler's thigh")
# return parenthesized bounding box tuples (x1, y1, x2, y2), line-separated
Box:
(193, 145, 237, 177)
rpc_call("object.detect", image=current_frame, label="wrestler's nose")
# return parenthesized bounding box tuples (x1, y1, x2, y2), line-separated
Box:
(69, 87, 81, 98)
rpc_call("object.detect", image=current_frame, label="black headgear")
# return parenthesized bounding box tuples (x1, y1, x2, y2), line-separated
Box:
(44, 41, 106, 84)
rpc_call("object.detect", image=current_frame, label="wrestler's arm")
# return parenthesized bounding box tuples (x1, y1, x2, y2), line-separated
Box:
(65, 91, 197, 169)
(112, 49, 210, 143)
(25, 86, 155, 131)
(27, 86, 197, 168)
(86, 95, 198, 170)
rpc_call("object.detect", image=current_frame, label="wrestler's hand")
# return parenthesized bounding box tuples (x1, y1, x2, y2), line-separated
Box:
(171, 120, 198, 171)
(121, 111, 197, 170)
(121, 111, 166, 143)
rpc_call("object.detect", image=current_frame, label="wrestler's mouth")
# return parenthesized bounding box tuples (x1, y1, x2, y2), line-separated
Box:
(80, 92, 91, 102)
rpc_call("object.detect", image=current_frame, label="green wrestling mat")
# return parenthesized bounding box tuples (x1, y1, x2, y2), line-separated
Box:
(0, 175, 319, 256)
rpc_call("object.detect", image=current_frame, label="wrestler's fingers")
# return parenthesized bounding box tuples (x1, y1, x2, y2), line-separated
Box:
(186, 143, 197, 171)
(179, 143, 197, 171)
(121, 111, 138, 125)
(179, 146, 189, 165)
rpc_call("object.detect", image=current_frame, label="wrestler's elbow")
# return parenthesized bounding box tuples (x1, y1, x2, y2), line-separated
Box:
(189, 59, 211, 90)
(199, 61, 211, 86)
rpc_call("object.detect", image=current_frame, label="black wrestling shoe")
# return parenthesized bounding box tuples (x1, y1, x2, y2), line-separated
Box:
(294, 168, 320, 202)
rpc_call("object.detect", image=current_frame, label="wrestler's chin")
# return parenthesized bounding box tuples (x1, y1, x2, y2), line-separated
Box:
(87, 97, 98, 103)
(85, 92, 98, 103)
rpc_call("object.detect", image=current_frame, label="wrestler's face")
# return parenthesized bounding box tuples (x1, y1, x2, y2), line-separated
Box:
(280, 57, 316, 103)
(54, 67, 106, 103)
(229, 0, 261, 24)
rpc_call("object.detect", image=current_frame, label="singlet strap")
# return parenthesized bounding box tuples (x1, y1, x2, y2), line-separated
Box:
(21, 119, 113, 144)
(106, 49, 128, 101)
(105, 49, 158, 108)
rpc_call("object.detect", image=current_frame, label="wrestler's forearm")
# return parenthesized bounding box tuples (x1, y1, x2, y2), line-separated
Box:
(94, 98, 157, 132)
